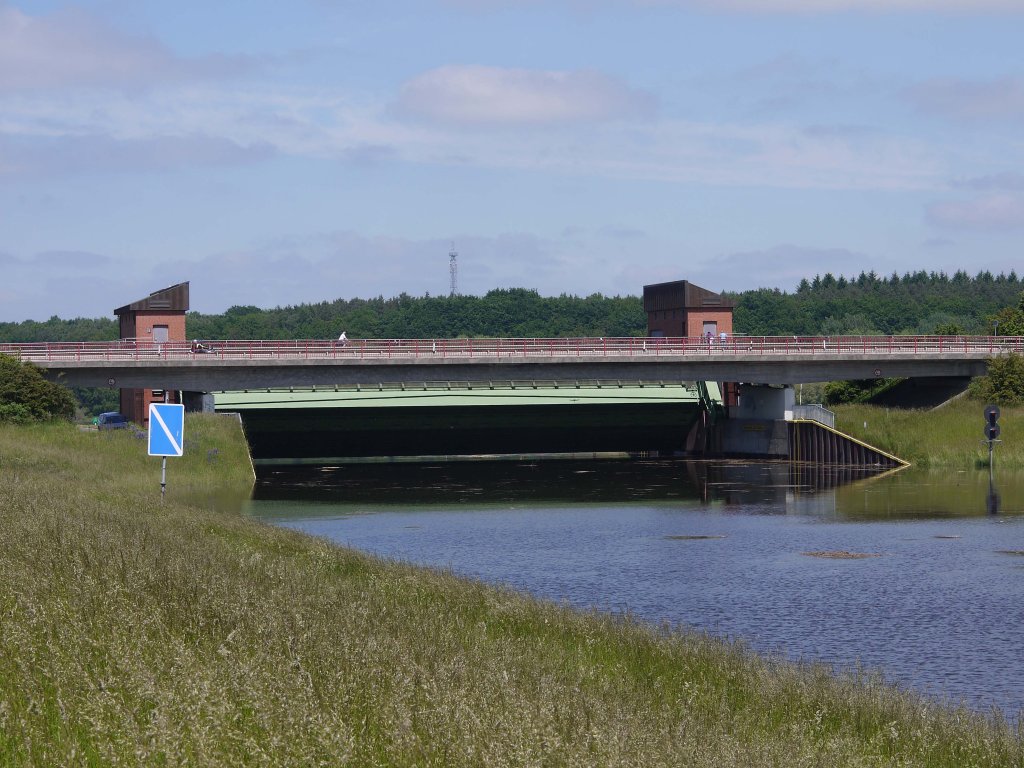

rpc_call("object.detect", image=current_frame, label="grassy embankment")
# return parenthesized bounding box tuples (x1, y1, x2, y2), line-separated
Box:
(2, 415, 1022, 766)
(834, 399, 1024, 468)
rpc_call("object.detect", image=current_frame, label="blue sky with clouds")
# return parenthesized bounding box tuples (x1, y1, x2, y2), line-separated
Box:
(1, 0, 1022, 321)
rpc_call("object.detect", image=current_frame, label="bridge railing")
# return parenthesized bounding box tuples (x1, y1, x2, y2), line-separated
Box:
(791, 403, 836, 429)
(2, 335, 1023, 363)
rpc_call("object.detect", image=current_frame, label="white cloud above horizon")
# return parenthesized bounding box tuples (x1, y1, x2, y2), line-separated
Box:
(450, 0, 1024, 13)
(0, 3, 253, 91)
(928, 194, 1024, 231)
(394, 65, 656, 126)
(0, 0, 1021, 322)
(667, 0, 1024, 11)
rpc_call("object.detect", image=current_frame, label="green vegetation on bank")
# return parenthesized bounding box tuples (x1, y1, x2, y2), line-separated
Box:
(0, 353, 120, 422)
(0, 355, 76, 424)
(2, 418, 1022, 765)
(834, 399, 1024, 468)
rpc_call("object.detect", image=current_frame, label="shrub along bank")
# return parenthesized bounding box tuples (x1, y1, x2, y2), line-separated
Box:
(1, 416, 1021, 766)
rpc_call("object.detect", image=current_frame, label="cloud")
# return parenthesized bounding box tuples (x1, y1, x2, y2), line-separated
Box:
(0, 133, 274, 177)
(614, 244, 874, 296)
(0, 249, 142, 321)
(802, 124, 877, 139)
(0, 4, 254, 92)
(927, 194, 1024, 230)
(708, 245, 870, 291)
(395, 65, 656, 126)
(338, 143, 398, 166)
(33, 250, 111, 269)
(447, 0, 1024, 12)
(171, 232, 563, 311)
(0, 87, 939, 190)
(0, 52, 938, 191)
(602, 226, 647, 240)
(953, 172, 1024, 191)
(671, 0, 1022, 10)
(905, 78, 1024, 122)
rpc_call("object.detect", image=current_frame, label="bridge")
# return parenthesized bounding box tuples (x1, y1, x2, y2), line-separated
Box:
(2, 335, 1017, 391)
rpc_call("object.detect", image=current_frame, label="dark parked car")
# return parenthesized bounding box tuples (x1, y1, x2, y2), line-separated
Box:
(96, 412, 129, 430)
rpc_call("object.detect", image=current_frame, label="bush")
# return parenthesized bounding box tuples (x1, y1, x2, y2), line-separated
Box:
(0, 354, 77, 423)
(969, 353, 1024, 405)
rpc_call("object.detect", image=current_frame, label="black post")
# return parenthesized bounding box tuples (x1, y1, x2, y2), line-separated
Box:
(984, 403, 1000, 474)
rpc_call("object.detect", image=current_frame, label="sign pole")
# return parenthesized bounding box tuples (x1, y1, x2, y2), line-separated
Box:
(148, 401, 185, 500)
(162, 392, 168, 501)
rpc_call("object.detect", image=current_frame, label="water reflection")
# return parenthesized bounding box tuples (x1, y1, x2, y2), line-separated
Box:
(246, 459, 1024, 718)
(988, 474, 1001, 515)
(253, 459, 887, 511)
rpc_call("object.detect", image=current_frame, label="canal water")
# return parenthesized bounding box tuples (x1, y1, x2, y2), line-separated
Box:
(245, 459, 1024, 719)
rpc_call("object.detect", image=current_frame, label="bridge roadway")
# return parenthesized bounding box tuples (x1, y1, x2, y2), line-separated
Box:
(2, 335, 1018, 391)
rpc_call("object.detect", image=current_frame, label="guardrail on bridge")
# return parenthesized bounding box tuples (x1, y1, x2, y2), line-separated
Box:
(2, 334, 1022, 363)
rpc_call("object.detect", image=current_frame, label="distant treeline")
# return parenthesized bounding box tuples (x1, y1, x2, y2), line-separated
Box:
(186, 289, 645, 341)
(1, 271, 1020, 342)
(732, 269, 1021, 336)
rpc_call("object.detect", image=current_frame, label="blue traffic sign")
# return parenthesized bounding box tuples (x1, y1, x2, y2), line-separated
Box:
(148, 403, 185, 457)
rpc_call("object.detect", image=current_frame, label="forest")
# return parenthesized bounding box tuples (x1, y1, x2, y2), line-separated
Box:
(0, 270, 1020, 343)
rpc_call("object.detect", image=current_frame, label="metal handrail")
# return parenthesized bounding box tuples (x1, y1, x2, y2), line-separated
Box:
(1, 335, 1021, 363)
(791, 403, 836, 429)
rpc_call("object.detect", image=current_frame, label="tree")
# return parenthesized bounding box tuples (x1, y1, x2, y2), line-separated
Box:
(988, 291, 1024, 336)
(970, 354, 1024, 405)
(0, 354, 77, 423)
(72, 387, 120, 418)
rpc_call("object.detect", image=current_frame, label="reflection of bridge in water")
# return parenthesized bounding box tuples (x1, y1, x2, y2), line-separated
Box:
(253, 458, 895, 514)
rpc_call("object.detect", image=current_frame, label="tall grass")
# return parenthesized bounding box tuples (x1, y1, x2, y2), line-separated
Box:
(834, 399, 1024, 468)
(1, 417, 1021, 765)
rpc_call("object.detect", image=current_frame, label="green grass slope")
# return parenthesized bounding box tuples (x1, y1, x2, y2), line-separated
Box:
(0, 417, 1020, 766)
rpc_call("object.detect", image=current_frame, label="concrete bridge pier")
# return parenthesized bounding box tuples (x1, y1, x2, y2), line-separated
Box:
(714, 384, 906, 468)
(182, 391, 216, 414)
(716, 384, 794, 458)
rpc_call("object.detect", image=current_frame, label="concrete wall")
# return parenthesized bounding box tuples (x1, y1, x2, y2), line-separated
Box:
(734, 385, 794, 420)
(717, 418, 790, 458)
(719, 385, 793, 457)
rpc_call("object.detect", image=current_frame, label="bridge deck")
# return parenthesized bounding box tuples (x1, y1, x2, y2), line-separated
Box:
(3, 335, 1019, 389)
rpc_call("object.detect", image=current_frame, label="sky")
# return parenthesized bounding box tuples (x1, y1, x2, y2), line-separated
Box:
(1, 0, 1023, 322)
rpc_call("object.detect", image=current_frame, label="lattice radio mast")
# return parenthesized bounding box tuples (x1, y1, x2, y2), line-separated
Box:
(449, 244, 458, 297)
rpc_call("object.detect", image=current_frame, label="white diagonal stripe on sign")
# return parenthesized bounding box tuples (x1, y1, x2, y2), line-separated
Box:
(151, 406, 182, 456)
